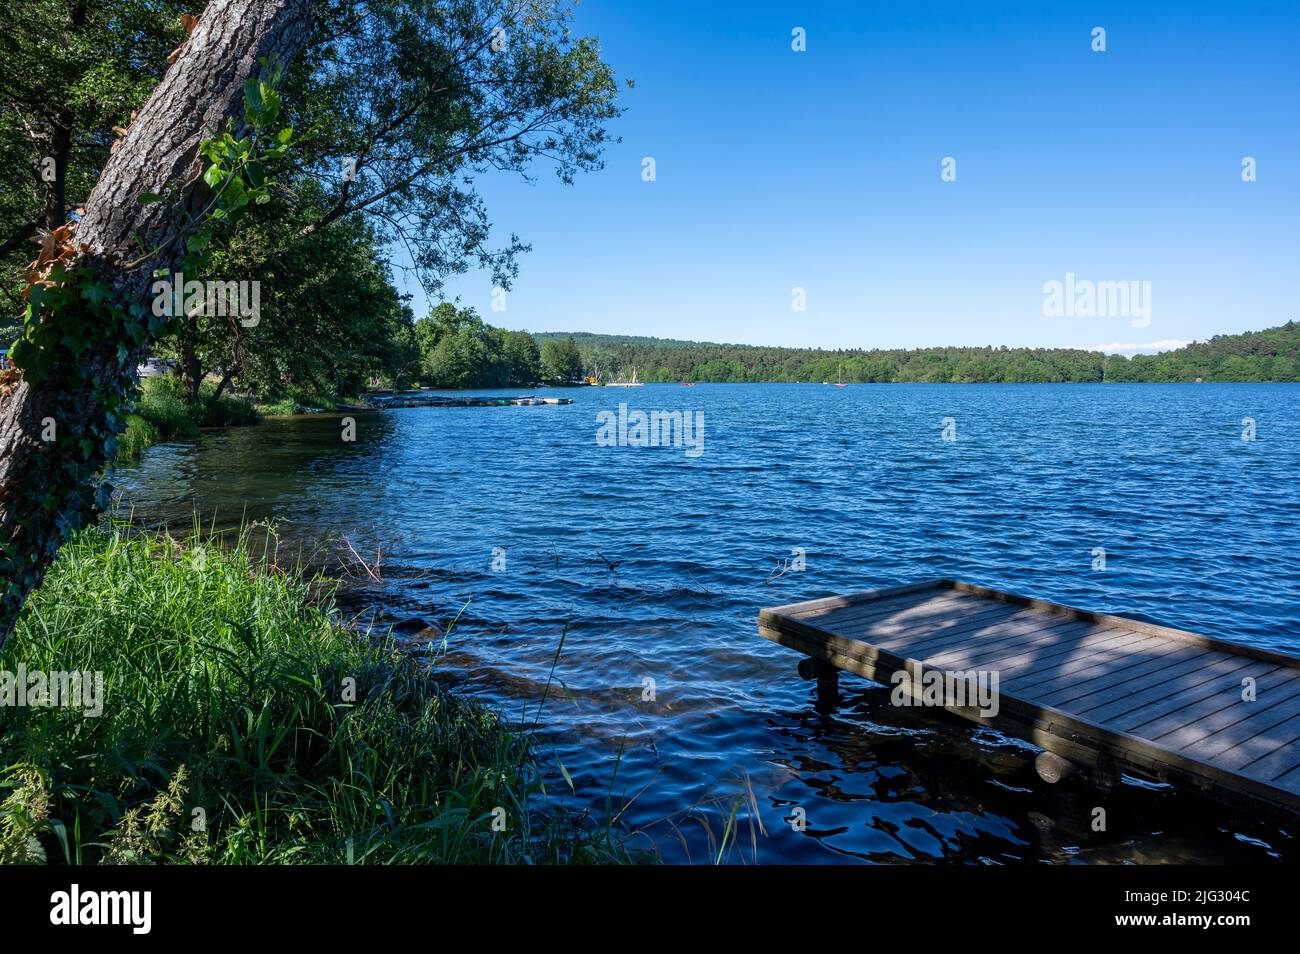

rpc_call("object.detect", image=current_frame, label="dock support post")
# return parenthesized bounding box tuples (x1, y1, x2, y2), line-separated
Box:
(1035, 751, 1077, 785)
(798, 657, 839, 709)
(1092, 753, 1121, 794)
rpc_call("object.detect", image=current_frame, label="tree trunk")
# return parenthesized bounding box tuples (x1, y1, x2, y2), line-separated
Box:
(213, 365, 237, 399)
(0, 0, 314, 645)
(182, 316, 204, 401)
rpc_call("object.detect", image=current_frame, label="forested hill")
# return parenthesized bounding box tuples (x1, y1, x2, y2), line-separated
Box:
(532, 323, 1300, 384)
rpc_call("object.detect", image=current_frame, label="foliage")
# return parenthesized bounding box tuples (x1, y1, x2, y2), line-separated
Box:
(132, 375, 199, 438)
(534, 323, 1300, 384)
(413, 302, 541, 388)
(112, 376, 260, 464)
(166, 182, 417, 402)
(1, 1, 625, 404)
(0, 0, 188, 300)
(113, 415, 160, 465)
(284, 0, 625, 292)
(1, 524, 634, 863)
(540, 335, 584, 385)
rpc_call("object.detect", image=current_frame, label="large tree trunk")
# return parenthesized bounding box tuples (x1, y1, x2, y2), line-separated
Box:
(0, 0, 313, 644)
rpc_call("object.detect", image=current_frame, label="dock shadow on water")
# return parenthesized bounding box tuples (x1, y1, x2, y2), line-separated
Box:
(110, 384, 1300, 863)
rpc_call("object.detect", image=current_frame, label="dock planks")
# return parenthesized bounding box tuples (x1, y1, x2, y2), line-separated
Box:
(758, 579, 1300, 819)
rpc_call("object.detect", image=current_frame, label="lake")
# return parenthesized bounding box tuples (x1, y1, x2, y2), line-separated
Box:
(113, 382, 1300, 863)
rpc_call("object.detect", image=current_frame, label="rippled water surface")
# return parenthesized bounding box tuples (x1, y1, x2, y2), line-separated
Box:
(114, 383, 1300, 863)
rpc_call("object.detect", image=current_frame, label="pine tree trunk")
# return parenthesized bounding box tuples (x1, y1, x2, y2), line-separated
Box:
(0, 0, 314, 645)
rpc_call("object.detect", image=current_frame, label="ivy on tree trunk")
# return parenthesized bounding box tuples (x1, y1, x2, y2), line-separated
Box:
(0, 0, 314, 645)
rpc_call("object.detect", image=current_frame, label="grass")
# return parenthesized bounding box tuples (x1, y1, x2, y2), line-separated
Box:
(254, 396, 302, 417)
(0, 524, 632, 864)
(114, 376, 260, 464)
(255, 386, 351, 417)
(113, 377, 361, 464)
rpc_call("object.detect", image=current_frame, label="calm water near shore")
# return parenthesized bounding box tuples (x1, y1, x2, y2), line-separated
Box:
(113, 382, 1300, 863)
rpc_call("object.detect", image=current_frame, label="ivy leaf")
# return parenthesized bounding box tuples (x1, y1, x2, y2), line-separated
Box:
(138, 192, 164, 205)
(26, 284, 50, 310)
(79, 439, 94, 461)
(80, 282, 110, 307)
(8, 339, 36, 371)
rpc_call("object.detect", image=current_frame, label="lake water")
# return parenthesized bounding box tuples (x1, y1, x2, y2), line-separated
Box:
(114, 383, 1300, 863)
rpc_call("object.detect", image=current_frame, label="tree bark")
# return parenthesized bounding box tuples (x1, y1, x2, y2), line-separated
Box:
(0, 0, 314, 645)
(182, 314, 204, 401)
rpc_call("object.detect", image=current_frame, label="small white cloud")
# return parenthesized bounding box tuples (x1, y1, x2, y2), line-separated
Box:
(1081, 339, 1191, 356)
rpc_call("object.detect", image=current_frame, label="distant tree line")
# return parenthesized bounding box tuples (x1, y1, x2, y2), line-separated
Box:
(410, 305, 584, 388)
(532, 322, 1300, 384)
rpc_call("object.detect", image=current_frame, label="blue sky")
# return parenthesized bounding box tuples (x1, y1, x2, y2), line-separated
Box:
(409, 0, 1299, 353)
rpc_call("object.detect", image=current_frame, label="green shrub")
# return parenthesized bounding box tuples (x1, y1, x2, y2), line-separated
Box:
(254, 396, 300, 417)
(112, 376, 262, 464)
(114, 414, 161, 464)
(135, 376, 198, 441)
(190, 384, 260, 428)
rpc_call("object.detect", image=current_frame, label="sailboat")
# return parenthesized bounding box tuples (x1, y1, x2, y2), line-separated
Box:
(834, 362, 848, 387)
(607, 366, 643, 388)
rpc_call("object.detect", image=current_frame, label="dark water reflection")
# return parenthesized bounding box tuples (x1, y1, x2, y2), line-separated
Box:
(113, 383, 1300, 863)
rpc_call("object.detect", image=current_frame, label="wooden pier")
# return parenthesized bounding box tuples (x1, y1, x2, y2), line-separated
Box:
(758, 579, 1300, 820)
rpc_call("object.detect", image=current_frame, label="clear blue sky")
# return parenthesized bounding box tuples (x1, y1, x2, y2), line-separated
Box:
(409, 0, 1299, 354)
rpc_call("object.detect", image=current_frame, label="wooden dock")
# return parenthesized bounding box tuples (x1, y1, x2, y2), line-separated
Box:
(758, 579, 1300, 820)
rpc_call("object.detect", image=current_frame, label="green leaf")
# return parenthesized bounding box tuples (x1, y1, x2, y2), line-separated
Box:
(260, 86, 281, 124)
(25, 284, 50, 310)
(137, 192, 164, 205)
(8, 338, 36, 370)
(243, 78, 262, 114)
(80, 282, 110, 307)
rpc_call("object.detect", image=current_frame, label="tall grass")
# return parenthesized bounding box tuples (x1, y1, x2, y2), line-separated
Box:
(0, 525, 631, 864)
(114, 376, 260, 464)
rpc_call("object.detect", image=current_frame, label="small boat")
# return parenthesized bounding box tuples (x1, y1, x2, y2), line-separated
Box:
(833, 362, 848, 387)
(680, 381, 695, 386)
(607, 366, 643, 388)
